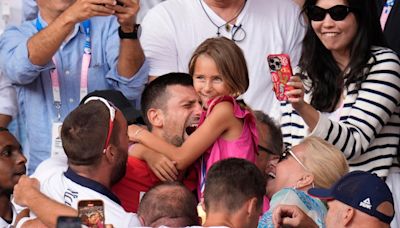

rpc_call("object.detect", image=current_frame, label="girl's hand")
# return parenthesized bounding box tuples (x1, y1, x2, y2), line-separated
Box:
(127, 124, 146, 143)
(286, 75, 306, 111)
(146, 152, 179, 181)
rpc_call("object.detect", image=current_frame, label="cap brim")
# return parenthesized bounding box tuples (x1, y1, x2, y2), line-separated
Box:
(121, 107, 142, 125)
(308, 188, 335, 200)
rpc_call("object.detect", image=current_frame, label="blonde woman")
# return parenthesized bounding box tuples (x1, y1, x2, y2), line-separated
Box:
(259, 136, 349, 228)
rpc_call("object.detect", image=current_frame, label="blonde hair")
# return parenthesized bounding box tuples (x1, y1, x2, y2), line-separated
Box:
(298, 136, 349, 189)
(188, 37, 249, 97)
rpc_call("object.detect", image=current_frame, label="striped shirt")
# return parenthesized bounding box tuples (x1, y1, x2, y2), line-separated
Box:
(280, 47, 400, 177)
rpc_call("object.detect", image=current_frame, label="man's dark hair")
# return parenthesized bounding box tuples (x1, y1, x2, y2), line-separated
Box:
(204, 158, 266, 213)
(61, 101, 120, 166)
(140, 73, 193, 130)
(138, 182, 199, 227)
(254, 111, 283, 155)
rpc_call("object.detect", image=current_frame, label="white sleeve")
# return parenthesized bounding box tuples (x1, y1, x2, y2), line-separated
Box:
(140, 4, 179, 77)
(0, 70, 18, 117)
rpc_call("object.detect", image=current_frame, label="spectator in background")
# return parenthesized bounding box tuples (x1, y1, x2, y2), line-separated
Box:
(0, 0, 148, 173)
(254, 110, 282, 174)
(259, 136, 349, 228)
(254, 110, 283, 213)
(199, 158, 265, 228)
(281, 0, 400, 190)
(273, 171, 394, 228)
(137, 182, 199, 227)
(140, 0, 304, 117)
(0, 127, 27, 227)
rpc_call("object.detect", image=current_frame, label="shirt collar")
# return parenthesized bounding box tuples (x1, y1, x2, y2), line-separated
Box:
(64, 168, 121, 205)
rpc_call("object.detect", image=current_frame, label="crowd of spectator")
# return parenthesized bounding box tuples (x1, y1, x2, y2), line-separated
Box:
(0, 0, 398, 227)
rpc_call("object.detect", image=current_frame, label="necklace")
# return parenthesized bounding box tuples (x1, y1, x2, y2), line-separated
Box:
(199, 0, 247, 36)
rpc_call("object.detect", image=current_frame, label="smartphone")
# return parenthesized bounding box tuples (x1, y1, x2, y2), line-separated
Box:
(78, 200, 105, 228)
(56, 216, 81, 228)
(267, 54, 294, 101)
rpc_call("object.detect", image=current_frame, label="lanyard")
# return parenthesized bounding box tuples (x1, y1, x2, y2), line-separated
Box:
(36, 19, 92, 121)
(380, 0, 395, 30)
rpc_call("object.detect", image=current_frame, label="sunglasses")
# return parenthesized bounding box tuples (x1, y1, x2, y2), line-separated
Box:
(307, 5, 353, 21)
(84, 96, 116, 150)
(278, 148, 308, 171)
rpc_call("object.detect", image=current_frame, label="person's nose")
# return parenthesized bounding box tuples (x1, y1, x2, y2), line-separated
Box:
(203, 80, 213, 93)
(193, 101, 202, 117)
(321, 13, 336, 28)
(14, 151, 27, 166)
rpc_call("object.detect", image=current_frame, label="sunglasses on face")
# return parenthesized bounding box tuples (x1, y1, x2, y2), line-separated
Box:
(307, 5, 353, 21)
(278, 148, 309, 171)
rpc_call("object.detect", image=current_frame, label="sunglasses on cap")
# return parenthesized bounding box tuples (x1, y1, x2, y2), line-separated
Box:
(84, 96, 117, 150)
(307, 5, 353, 21)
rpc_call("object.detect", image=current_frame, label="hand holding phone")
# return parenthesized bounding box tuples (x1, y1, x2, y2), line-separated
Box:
(267, 54, 294, 101)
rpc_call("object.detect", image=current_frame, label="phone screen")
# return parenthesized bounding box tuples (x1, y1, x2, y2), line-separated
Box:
(78, 200, 105, 228)
(56, 216, 81, 228)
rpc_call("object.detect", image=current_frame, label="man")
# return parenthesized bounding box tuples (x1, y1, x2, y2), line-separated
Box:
(112, 72, 202, 212)
(272, 171, 395, 228)
(13, 98, 142, 227)
(200, 158, 266, 228)
(0, 0, 148, 173)
(137, 182, 199, 227)
(140, 0, 304, 116)
(253, 110, 282, 173)
(0, 127, 27, 227)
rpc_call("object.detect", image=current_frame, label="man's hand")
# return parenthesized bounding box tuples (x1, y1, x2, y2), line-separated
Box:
(109, 0, 140, 31)
(272, 204, 318, 228)
(13, 175, 40, 207)
(61, 0, 117, 24)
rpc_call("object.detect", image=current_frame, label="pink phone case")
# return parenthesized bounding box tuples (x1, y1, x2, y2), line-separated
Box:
(267, 54, 293, 101)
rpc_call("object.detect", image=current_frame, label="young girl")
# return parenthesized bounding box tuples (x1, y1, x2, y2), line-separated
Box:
(129, 37, 258, 195)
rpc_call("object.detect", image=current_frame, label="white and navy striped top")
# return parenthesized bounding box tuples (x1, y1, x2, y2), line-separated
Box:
(280, 47, 400, 178)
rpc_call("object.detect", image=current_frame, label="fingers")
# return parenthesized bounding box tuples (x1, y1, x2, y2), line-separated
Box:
(159, 160, 178, 181)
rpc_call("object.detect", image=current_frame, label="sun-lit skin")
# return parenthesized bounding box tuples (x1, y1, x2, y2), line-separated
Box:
(192, 54, 232, 109)
(311, 0, 358, 67)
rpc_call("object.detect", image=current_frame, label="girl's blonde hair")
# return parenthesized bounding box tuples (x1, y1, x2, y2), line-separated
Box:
(298, 136, 349, 189)
(188, 37, 249, 97)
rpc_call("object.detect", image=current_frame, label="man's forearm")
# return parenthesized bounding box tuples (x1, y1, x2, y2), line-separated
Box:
(117, 38, 145, 78)
(25, 191, 77, 228)
(27, 14, 75, 66)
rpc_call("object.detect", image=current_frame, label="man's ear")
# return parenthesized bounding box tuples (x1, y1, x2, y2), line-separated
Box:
(343, 206, 355, 226)
(103, 145, 117, 163)
(246, 197, 259, 216)
(295, 173, 314, 189)
(147, 108, 163, 128)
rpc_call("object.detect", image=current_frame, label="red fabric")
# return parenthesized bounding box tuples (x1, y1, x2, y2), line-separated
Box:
(112, 156, 197, 212)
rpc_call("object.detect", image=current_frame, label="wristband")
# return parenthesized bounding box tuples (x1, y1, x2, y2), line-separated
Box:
(118, 24, 140, 40)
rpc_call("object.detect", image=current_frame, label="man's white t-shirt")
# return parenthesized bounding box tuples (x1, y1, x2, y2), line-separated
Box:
(140, 0, 305, 117)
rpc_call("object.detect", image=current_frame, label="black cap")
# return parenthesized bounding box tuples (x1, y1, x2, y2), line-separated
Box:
(80, 90, 142, 125)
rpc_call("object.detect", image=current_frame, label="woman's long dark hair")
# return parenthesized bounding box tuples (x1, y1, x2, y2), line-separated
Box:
(299, 0, 386, 112)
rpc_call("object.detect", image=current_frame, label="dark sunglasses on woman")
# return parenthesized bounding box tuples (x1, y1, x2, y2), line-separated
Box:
(306, 5, 354, 21)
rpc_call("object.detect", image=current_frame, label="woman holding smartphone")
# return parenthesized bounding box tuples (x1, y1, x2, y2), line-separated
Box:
(280, 0, 399, 199)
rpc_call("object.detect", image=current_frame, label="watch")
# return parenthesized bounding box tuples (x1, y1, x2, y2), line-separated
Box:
(118, 24, 141, 40)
